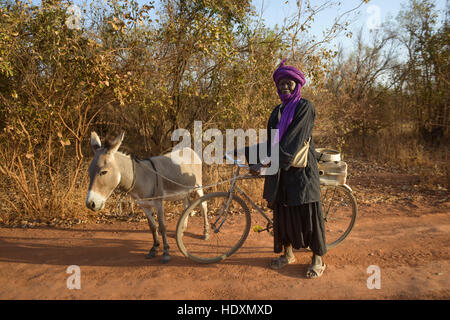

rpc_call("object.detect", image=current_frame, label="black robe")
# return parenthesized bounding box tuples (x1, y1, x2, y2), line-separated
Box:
(262, 98, 321, 207)
(261, 98, 327, 255)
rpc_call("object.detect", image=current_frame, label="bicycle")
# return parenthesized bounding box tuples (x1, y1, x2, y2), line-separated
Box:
(176, 152, 357, 264)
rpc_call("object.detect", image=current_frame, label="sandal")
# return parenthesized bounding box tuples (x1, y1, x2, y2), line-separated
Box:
(306, 262, 326, 278)
(270, 255, 296, 270)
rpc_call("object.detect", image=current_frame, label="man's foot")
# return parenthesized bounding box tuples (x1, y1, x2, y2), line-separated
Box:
(270, 255, 296, 270)
(306, 255, 326, 278)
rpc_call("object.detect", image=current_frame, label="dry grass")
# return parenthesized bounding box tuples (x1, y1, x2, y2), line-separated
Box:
(0, 128, 447, 228)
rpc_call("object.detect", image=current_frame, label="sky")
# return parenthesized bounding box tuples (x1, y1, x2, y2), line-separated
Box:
(29, 0, 448, 53)
(252, 0, 448, 52)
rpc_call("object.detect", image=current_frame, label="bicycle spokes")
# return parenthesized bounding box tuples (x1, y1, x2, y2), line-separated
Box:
(212, 213, 227, 233)
(211, 200, 231, 233)
(176, 192, 251, 263)
(321, 186, 338, 221)
(320, 185, 357, 249)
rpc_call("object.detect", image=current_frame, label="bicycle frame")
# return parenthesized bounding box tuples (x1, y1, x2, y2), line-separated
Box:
(222, 152, 355, 231)
(222, 153, 273, 231)
(175, 153, 358, 263)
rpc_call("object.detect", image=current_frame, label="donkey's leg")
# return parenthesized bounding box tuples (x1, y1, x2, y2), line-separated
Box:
(183, 196, 190, 210)
(196, 188, 209, 240)
(155, 201, 171, 264)
(184, 196, 197, 218)
(182, 196, 190, 231)
(142, 206, 160, 259)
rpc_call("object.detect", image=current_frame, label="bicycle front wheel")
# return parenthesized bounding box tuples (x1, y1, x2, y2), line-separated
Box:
(176, 192, 251, 264)
(320, 185, 357, 250)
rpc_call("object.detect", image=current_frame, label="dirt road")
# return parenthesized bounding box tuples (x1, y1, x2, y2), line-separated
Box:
(0, 198, 448, 300)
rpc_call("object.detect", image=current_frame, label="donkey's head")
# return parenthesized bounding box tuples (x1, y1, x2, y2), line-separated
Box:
(86, 131, 124, 211)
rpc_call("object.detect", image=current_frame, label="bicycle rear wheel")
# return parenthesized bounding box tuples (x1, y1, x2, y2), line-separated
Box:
(176, 192, 251, 264)
(320, 185, 357, 249)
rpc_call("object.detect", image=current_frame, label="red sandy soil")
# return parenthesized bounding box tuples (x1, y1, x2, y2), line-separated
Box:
(1, 164, 449, 300)
(0, 199, 448, 300)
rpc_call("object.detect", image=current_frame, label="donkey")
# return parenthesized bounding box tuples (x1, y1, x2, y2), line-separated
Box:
(86, 131, 208, 263)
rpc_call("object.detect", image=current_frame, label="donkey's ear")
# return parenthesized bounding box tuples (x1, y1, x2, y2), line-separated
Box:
(106, 131, 125, 154)
(91, 132, 102, 151)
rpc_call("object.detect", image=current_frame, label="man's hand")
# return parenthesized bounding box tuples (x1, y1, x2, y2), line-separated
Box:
(249, 163, 264, 176)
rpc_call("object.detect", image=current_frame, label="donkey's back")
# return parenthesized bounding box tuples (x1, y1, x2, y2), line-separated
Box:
(150, 147, 202, 201)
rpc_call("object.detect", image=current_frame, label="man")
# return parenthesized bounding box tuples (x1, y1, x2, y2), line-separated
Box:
(250, 59, 327, 278)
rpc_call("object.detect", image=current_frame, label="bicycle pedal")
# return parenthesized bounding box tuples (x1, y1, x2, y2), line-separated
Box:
(253, 225, 263, 232)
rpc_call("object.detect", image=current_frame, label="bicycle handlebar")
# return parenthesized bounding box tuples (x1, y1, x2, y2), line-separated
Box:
(224, 152, 249, 169)
(224, 152, 265, 179)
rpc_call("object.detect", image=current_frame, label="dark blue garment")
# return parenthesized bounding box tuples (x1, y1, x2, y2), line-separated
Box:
(258, 98, 327, 255)
(272, 182, 327, 255)
(263, 98, 322, 207)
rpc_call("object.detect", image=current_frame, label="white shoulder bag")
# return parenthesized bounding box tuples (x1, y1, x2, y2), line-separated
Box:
(278, 106, 311, 168)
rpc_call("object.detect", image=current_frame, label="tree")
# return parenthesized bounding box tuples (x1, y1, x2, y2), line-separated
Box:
(395, 0, 449, 147)
(325, 27, 398, 153)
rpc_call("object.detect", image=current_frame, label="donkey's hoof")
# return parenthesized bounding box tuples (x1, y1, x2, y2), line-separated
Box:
(203, 233, 210, 240)
(161, 254, 171, 264)
(146, 247, 158, 259)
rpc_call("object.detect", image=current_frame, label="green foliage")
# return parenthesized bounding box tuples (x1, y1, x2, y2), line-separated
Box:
(0, 0, 447, 222)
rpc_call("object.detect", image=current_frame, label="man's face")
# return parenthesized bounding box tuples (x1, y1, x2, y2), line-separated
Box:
(277, 78, 296, 95)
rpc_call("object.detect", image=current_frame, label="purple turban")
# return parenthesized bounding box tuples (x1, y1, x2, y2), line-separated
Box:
(272, 59, 306, 144)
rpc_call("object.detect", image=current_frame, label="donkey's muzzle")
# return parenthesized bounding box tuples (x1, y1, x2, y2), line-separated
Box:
(86, 200, 104, 212)
(86, 191, 105, 212)
(87, 200, 97, 211)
